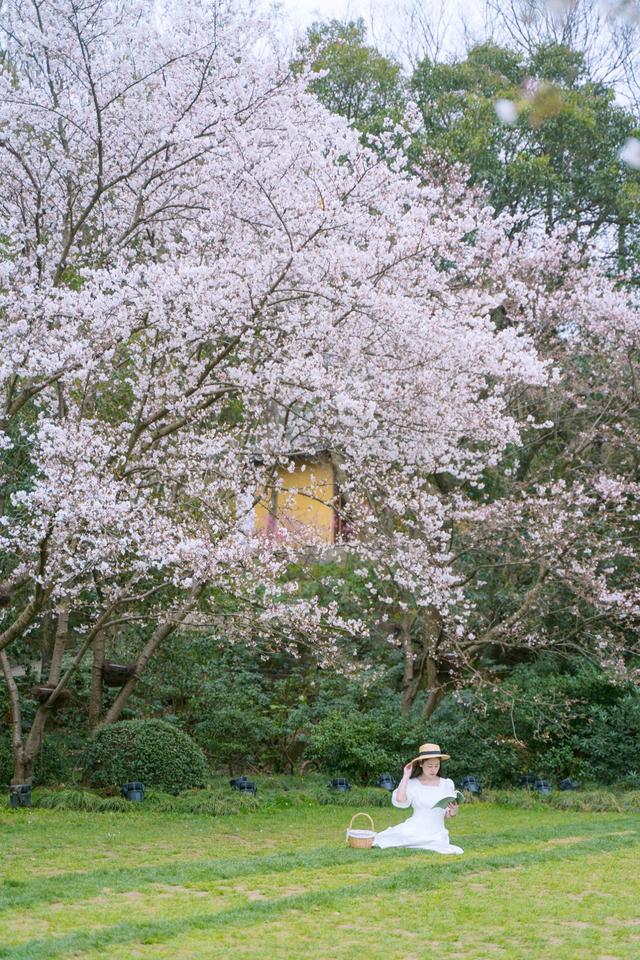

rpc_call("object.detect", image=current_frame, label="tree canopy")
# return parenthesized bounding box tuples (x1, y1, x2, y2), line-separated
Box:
(1, 0, 638, 785)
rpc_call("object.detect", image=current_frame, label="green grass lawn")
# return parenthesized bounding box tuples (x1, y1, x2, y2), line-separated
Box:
(1, 800, 639, 959)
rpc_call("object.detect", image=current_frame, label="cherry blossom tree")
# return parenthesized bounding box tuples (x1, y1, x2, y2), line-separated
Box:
(0, 0, 631, 785)
(345, 224, 640, 717)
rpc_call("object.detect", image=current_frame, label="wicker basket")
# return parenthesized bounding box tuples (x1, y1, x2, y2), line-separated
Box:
(346, 812, 376, 849)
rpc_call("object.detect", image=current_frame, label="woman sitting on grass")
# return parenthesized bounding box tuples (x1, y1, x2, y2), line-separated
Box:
(373, 743, 463, 854)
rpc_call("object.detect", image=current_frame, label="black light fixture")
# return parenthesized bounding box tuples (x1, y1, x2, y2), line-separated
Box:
(518, 774, 537, 789)
(121, 781, 145, 802)
(459, 775, 481, 795)
(8, 784, 32, 808)
(328, 778, 351, 792)
(532, 778, 551, 794)
(558, 778, 579, 791)
(376, 773, 396, 791)
(237, 780, 257, 795)
(230, 776, 256, 795)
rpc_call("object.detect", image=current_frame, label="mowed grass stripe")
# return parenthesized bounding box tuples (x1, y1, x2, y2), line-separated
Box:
(6, 829, 627, 950)
(2, 812, 636, 913)
(172, 846, 640, 960)
(0, 803, 620, 877)
(1, 830, 637, 960)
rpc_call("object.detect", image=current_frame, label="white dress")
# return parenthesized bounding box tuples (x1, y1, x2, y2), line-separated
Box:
(372, 776, 463, 854)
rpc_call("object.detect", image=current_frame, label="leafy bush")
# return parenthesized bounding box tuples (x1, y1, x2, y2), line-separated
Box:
(424, 661, 640, 788)
(0, 731, 86, 787)
(302, 699, 523, 787)
(192, 671, 277, 773)
(574, 694, 640, 786)
(85, 719, 209, 793)
(41, 731, 89, 785)
(0, 737, 11, 787)
(304, 707, 422, 782)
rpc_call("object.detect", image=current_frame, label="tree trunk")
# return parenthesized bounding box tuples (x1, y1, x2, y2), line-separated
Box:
(0, 584, 52, 655)
(7, 606, 70, 784)
(2, 640, 61, 785)
(423, 655, 447, 719)
(100, 584, 204, 727)
(48, 604, 69, 685)
(15, 708, 50, 785)
(39, 609, 54, 679)
(400, 612, 415, 714)
(618, 220, 626, 263)
(0, 649, 30, 784)
(545, 186, 554, 235)
(2, 606, 113, 785)
(1, 650, 49, 784)
(11, 754, 33, 785)
(400, 605, 448, 715)
(422, 606, 446, 719)
(88, 630, 106, 730)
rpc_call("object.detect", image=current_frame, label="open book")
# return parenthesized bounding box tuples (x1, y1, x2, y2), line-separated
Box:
(432, 790, 465, 809)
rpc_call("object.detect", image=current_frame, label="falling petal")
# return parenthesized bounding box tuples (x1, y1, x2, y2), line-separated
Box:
(618, 137, 640, 169)
(494, 99, 518, 124)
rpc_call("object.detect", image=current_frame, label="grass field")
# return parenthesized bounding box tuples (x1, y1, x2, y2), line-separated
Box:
(1, 800, 639, 959)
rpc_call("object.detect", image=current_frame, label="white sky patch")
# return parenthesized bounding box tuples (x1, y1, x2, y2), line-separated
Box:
(262, 0, 481, 58)
(269, 0, 372, 30)
(261, 0, 640, 103)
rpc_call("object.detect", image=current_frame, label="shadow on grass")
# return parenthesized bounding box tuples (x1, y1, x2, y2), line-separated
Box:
(1, 825, 638, 960)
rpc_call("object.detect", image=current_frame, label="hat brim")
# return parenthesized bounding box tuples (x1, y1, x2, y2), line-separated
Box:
(410, 753, 450, 764)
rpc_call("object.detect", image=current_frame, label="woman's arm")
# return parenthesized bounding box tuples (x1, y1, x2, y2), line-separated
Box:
(392, 762, 414, 808)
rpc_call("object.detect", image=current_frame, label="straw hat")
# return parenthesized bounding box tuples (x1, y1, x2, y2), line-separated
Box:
(409, 743, 450, 764)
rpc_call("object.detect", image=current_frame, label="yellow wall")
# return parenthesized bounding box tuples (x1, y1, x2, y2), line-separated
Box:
(255, 458, 337, 545)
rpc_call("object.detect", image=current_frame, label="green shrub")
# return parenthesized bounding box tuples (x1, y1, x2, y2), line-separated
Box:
(304, 707, 422, 783)
(138, 638, 280, 773)
(38, 731, 88, 785)
(412, 700, 522, 789)
(303, 701, 524, 787)
(85, 719, 209, 793)
(194, 701, 276, 774)
(0, 737, 11, 787)
(0, 731, 87, 787)
(574, 695, 640, 785)
(424, 661, 640, 788)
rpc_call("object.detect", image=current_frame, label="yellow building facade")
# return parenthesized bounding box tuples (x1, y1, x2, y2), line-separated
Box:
(254, 456, 339, 545)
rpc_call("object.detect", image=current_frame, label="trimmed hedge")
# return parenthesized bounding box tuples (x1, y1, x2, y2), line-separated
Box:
(85, 719, 209, 793)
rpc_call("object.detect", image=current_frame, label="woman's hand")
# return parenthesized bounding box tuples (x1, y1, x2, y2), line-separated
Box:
(444, 802, 458, 820)
(401, 762, 413, 781)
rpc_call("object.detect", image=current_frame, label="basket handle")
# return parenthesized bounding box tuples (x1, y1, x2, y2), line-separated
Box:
(349, 812, 375, 831)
